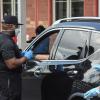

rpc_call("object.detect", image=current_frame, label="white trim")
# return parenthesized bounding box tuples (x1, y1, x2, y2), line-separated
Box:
(72, 0, 83, 2)
(17, 0, 27, 50)
(53, 0, 56, 22)
(0, 0, 3, 20)
(53, 0, 84, 22)
(98, 0, 100, 16)
(0, 0, 3, 30)
(53, 0, 72, 21)
(11, 0, 16, 15)
(67, 0, 71, 17)
(11, 0, 13, 15)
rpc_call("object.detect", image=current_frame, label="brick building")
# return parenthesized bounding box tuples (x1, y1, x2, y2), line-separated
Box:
(0, 0, 99, 49)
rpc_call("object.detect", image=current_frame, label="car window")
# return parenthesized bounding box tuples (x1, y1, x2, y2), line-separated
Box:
(32, 30, 60, 57)
(54, 29, 90, 60)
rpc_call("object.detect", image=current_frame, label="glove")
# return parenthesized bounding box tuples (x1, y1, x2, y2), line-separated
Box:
(92, 63, 100, 71)
(84, 88, 100, 99)
(21, 51, 27, 56)
(24, 50, 33, 60)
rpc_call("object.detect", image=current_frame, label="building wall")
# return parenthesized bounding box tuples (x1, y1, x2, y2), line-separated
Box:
(84, 0, 98, 16)
(26, 0, 52, 40)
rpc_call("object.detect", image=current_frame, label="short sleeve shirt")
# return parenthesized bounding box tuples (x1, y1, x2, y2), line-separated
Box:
(0, 33, 21, 71)
(33, 37, 49, 54)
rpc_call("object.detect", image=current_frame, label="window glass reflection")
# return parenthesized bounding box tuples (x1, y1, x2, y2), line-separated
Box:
(55, 0, 84, 20)
(55, 29, 89, 60)
(3, 0, 11, 16)
(56, 0, 67, 20)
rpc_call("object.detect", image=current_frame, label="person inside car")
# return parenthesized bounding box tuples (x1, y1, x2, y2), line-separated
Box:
(31, 25, 49, 60)
(0, 15, 33, 100)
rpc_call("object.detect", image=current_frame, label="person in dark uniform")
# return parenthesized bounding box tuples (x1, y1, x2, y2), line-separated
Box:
(0, 15, 33, 100)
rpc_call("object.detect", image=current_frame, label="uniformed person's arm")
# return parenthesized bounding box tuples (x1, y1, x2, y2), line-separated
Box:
(35, 54, 49, 60)
(1, 41, 31, 69)
(4, 57, 27, 69)
(4, 50, 33, 69)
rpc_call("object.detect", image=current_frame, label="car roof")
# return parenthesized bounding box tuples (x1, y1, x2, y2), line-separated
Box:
(52, 22, 100, 31)
(51, 17, 100, 31)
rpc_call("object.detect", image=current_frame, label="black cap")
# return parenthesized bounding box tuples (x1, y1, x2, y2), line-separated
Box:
(2, 16, 23, 25)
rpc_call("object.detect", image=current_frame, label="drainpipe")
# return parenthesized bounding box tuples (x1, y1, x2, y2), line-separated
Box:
(35, 0, 39, 27)
(94, 0, 98, 16)
(48, 0, 52, 26)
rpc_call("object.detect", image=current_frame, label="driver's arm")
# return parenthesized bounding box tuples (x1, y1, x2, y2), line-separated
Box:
(34, 54, 49, 60)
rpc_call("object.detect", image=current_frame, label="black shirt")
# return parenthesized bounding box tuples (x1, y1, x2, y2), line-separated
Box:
(0, 32, 22, 72)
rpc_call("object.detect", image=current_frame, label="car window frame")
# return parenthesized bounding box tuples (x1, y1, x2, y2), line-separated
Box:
(25, 28, 63, 58)
(53, 27, 92, 60)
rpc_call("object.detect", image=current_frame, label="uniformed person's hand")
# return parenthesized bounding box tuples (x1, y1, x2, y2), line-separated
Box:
(24, 50, 33, 60)
(21, 50, 27, 56)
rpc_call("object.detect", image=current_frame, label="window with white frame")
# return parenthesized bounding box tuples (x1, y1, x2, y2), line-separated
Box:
(2, 0, 18, 17)
(54, 0, 84, 20)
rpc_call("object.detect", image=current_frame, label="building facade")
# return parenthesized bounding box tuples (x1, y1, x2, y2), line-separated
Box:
(0, 0, 99, 49)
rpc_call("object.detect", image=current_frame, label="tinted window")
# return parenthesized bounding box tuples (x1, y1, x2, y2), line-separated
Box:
(54, 29, 90, 60)
(32, 30, 59, 55)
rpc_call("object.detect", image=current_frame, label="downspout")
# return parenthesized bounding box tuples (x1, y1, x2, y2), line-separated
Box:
(48, 0, 52, 26)
(35, 0, 39, 27)
(94, 0, 98, 16)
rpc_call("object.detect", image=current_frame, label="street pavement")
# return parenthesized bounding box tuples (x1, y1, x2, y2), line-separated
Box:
(22, 73, 42, 100)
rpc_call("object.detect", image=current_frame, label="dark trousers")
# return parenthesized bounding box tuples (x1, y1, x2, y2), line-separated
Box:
(0, 72, 22, 100)
(41, 72, 73, 100)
